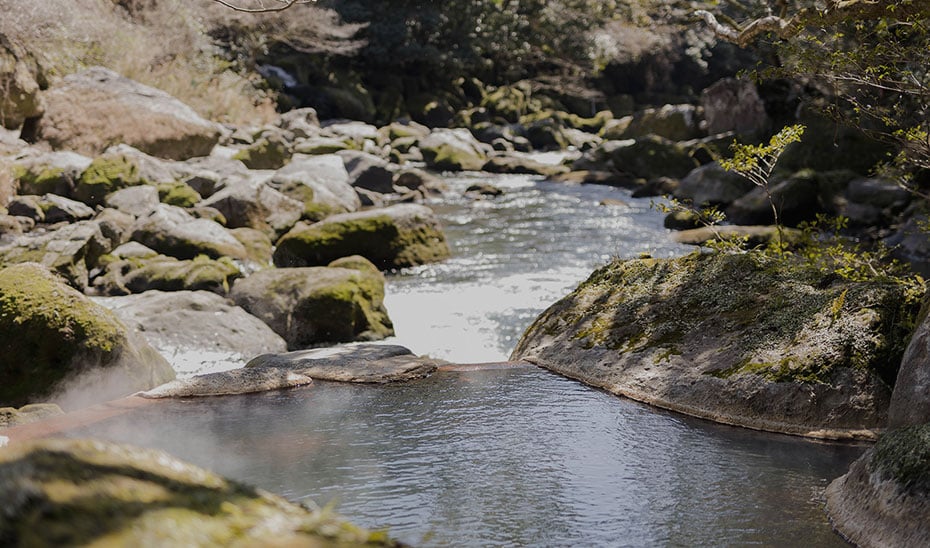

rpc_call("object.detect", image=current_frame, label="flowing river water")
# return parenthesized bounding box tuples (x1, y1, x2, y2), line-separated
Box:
(72, 173, 863, 546)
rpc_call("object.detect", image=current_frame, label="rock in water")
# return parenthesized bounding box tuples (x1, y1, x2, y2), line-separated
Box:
(141, 367, 311, 398)
(247, 343, 439, 383)
(0, 263, 175, 409)
(511, 252, 918, 439)
(0, 438, 398, 546)
(826, 424, 930, 546)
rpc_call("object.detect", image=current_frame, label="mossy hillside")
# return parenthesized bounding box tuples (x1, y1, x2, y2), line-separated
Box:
(0, 438, 398, 546)
(0, 263, 125, 406)
(546, 252, 918, 385)
(75, 155, 148, 207)
(274, 212, 450, 270)
(870, 424, 930, 496)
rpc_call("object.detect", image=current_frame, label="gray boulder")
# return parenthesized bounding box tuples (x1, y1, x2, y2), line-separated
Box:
(11, 151, 91, 196)
(0, 263, 174, 409)
(200, 175, 303, 238)
(0, 221, 112, 290)
(420, 128, 487, 171)
(273, 204, 450, 270)
(229, 266, 394, 349)
(33, 67, 220, 160)
(888, 303, 930, 427)
(673, 162, 755, 206)
(337, 150, 396, 194)
(826, 424, 930, 547)
(105, 185, 160, 218)
(129, 204, 248, 260)
(247, 343, 438, 383)
(511, 252, 918, 440)
(276, 107, 319, 138)
(141, 367, 312, 398)
(606, 136, 699, 180)
(0, 33, 43, 130)
(726, 172, 822, 226)
(97, 290, 287, 377)
(40, 194, 96, 224)
(603, 104, 702, 141)
(271, 153, 361, 216)
(91, 254, 241, 296)
(699, 78, 769, 136)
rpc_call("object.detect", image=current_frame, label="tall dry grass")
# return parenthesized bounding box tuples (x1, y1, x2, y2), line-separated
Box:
(0, 0, 284, 124)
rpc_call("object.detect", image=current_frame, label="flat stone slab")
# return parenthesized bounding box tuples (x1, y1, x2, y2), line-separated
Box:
(140, 367, 312, 398)
(246, 343, 439, 383)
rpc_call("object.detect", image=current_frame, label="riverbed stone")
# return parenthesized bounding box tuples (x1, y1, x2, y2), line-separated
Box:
(420, 128, 487, 171)
(32, 67, 221, 160)
(0, 403, 64, 429)
(73, 151, 151, 207)
(97, 290, 287, 377)
(0, 263, 174, 409)
(247, 343, 438, 383)
(141, 367, 312, 397)
(92, 254, 241, 296)
(273, 204, 450, 270)
(229, 266, 393, 349)
(511, 252, 919, 440)
(0, 220, 112, 290)
(727, 172, 823, 226)
(271, 153, 361, 217)
(603, 104, 701, 141)
(11, 151, 91, 197)
(338, 150, 396, 194)
(129, 204, 248, 261)
(672, 162, 755, 207)
(606, 136, 699, 180)
(699, 78, 769, 136)
(0, 438, 398, 546)
(200, 175, 303, 238)
(888, 301, 930, 428)
(231, 132, 291, 169)
(826, 424, 930, 547)
(104, 184, 160, 217)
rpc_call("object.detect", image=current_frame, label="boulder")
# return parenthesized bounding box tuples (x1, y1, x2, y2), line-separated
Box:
(91, 254, 241, 296)
(826, 425, 930, 547)
(846, 177, 911, 209)
(0, 438, 396, 546)
(73, 151, 152, 207)
(320, 121, 380, 145)
(37, 194, 95, 224)
(230, 227, 274, 266)
(93, 208, 135, 247)
(0, 221, 112, 290)
(11, 151, 91, 196)
(292, 136, 351, 155)
(0, 403, 63, 428)
(174, 156, 250, 198)
(247, 344, 438, 383)
(393, 168, 446, 196)
(200, 175, 303, 238)
(0, 33, 43, 130)
(0, 263, 174, 409)
(97, 290, 287, 377)
(511, 252, 919, 439)
(337, 150, 395, 194)
(603, 104, 702, 141)
(276, 106, 319, 138)
(271, 153, 361, 217)
(104, 185, 160, 217)
(673, 162, 755, 206)
(606, 136, 699, 180)
(156, 181, 201, 207)
(229, 266, 394, 349)
(699, 78, 769, 136)
(888, 302, 930, 428)
(482, 154, 570, 177)
(33, 67, 220, 160)
(141, 367, 312, 398)
(671, 225, 803, 248)
(726, 172, 822, 226)
(273, 204, 450, 270)
(419, 129, 487, 171)
(6, 195, 43, 222)
(129, 204, 249, 260)
(231, 131, 291, 169)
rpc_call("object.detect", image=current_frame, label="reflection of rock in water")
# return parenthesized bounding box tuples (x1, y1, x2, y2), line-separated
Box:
(141, 367, 312, 398)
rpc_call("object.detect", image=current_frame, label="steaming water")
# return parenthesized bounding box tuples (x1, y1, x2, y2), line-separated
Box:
(72, 174, 862, 545)
(383, 173, 690, 362)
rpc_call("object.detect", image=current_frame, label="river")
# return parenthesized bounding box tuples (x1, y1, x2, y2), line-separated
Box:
(72, 173, 863, 546)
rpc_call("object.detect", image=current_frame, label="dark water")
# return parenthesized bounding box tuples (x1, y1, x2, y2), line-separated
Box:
(71, 368, 861, 547)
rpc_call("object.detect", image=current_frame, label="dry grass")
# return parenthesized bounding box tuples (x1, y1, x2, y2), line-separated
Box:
(0, 0, 287, 124)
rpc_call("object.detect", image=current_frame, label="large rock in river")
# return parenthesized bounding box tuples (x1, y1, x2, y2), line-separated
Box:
(247, 343, 438, 383)
(32, 67, 221, 160)
(230, 265, 394, 350)
(0, 220, 112, 291)
(0, 263, 174, 409)
(274, 204, 450, 270)
(97, 290, 287, 377)
(826, 424, 930, 547)
(130, 204, 249, 261)
(0, 438, 398, 546)
(511, 252, 918, 440)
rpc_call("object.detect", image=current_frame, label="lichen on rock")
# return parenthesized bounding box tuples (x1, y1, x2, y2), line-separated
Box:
(511, 251, 919, 439)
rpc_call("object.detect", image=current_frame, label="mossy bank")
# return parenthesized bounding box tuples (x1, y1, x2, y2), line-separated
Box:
(511, 252, 920, 440)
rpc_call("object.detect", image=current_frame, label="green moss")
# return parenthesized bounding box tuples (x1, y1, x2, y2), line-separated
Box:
(75, 155, 146, 206)
(869, 424, 930, 495)
(0, 263, 126, 405)
(14, 165, 72, 196)
(157, 182, 201, 208)
(232, 138, 290, 170)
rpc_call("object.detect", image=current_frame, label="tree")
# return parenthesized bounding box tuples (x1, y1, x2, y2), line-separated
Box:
(697, 1, 930, 178)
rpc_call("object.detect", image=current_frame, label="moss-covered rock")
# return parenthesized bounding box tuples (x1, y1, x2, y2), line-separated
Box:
(232, 134, 292, 170)
(156, 181, 202, 208)
(11, 151, 91, 197)
(0, 221, 112, 291)
(230, 227, 274, 267)
(511, 252, 919, 439)
(826, 424, 930, 547)
(75, 153, 148, 207)
(0, 403, 63, 429)
(229, 266, 394, 349)
(0, 438, 399, 546)
(129, 204, 249, 261)
(419, 129, 487, 172)
(0, 263, 174, 408)
(606, 135, 699, 180)
(92, 254, 241, 296)
(273, 204, 450, 270)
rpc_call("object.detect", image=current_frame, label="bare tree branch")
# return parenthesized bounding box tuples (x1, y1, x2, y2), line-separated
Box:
(212, 0, 313, 14)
